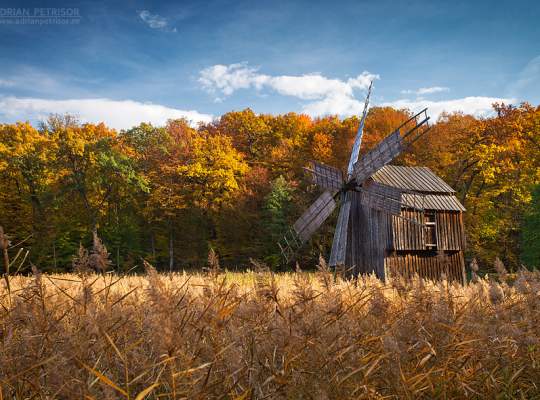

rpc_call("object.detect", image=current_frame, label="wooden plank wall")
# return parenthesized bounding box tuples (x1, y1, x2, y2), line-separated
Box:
(391, 210, 425, 250)
(384, 251, 465, 283)
(436, 211, 466, 250)
(371, 208, 387, 278)
(346, 197, 466, 282)
(391, 210, 465, 251)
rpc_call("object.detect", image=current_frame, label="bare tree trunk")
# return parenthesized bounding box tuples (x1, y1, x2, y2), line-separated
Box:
(53, 240, 57, 269)
(150, 231, 156, 260)
(0, 227, 11, 302)
(0, 227, 10, 275)
(169, 225, 174, 271)
(116, 203, 120, 270)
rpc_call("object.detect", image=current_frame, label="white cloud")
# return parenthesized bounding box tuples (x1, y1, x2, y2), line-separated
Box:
(198, 64, 512, 119)
(138, 10, 176, 32)
(0, 79, 15, 87)
(199, 63, 267, 96)
(199, 63, 379, 115)
(0, 94, 514, 133)
(401, 86, 450, 95)
(0, 96, 212, 129)
(508, 54, 540, 103)
(383, 96, 515, 121)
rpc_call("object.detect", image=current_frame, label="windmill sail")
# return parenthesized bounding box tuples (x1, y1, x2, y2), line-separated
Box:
(353, 130, 403, 183)
(306, 161, 343, 192)
(359, 182, 402, 216)
(359, 185, 425, 227)
(394, 108, 431, 147)
(329, 191, 352, 266)
(352, 108, 431, 184)
(292, 191, 337, 243)
(347, 81, 373, 179)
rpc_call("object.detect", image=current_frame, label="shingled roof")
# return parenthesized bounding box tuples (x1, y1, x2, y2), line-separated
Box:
(401, 193, 466, 212)
(370, 165, 455, 194)
(369, 165, 465, 211)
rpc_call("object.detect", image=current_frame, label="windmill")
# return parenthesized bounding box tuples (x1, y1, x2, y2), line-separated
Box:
(278, 83, 466, 281)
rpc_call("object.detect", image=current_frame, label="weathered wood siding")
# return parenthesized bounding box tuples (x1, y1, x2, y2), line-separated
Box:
(347, 192, 388, 279)
(344, 192, 466, 282)
(436, 211, 466, 250)
(391, 210, 424, 250)
(384, 251, 465, 283)
(390, 210, 465, 252)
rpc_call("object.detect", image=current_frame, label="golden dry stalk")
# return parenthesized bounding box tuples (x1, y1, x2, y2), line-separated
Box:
(0, 268, 539, 399)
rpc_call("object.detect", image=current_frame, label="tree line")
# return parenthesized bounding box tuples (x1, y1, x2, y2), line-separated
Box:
(0, 103, 539, 272)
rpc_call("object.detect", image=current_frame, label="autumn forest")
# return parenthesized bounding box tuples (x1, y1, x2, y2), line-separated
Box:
(1, 103, 539, 273)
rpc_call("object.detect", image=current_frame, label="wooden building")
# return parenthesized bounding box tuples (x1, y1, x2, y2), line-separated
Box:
(280, 105, 466, 283)
(347, 165, 466, 283)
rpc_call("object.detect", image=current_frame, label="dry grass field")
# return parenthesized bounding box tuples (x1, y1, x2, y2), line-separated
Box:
(1, 262, 539, 399)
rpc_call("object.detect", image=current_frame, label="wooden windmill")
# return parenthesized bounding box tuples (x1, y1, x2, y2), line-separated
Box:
(279, 83, 466, 282)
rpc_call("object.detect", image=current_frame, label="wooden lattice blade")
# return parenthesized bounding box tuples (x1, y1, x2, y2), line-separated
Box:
(329, 191, 352, 267)
(360, 182, 403, 215)
(293, 191, 337, 243)
(305, 162, 343, 192)
(352, 108, 431, 184)
(346, 81, 373, 179)
(352, 130, 403, 184)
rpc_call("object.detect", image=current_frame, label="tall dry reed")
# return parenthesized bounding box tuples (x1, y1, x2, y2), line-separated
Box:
(1, 267, 539, 399)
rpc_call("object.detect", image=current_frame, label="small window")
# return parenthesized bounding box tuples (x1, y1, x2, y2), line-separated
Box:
(424, 211, 437, 249)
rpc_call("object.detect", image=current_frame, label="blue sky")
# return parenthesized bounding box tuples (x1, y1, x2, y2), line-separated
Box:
(0, 0, 539, 129)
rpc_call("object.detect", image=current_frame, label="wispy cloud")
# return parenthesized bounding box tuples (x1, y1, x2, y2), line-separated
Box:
(0, 96, 212, 129)
(0, 79, 15, 87)
(138, 10, 177, 32)
(383, 96, 515, 121)
(199, 63, 379, 114)
(0, 66, 99, 98)
(508, 54, 540, 102)
(401, 86, 450, 96)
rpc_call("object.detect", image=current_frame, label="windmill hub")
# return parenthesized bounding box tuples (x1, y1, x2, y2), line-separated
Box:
(342, 180, 358, 192)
